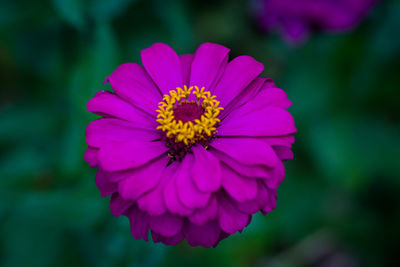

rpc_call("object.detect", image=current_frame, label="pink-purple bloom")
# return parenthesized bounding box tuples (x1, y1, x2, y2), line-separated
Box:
(257, 0, 379, 44)
(84, 43, 296, 247)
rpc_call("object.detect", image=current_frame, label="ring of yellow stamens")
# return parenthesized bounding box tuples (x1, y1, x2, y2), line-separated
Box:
(156, 85, 224, 146)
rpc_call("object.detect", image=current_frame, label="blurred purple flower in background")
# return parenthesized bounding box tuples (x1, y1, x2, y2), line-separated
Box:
(256, 0, 380, 44)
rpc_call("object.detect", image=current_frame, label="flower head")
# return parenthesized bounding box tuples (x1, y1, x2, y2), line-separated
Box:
(84, 43, 296, 247)
(256, 0, 379, 44)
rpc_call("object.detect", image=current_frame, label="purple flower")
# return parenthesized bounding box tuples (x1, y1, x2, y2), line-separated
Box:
(257, 0, 379, 44)
(84, 43, 296, 247)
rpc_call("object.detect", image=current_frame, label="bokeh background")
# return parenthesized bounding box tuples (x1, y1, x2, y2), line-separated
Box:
(1, 0, 399, 266)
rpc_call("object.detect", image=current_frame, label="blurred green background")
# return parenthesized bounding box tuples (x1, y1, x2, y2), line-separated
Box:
(1, 0, 399, 266)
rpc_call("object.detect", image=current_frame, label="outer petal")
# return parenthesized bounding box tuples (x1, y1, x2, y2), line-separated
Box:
(262, 190, 277, 214)
(141, 43, 184, 95)
(137, 164, 176, 216)
(213, 55, 264, 108)
(180, 54, 193, 85)
(221, 77, 265, 119)
(273, 145, 294, 161)
(164, 175, 194, 216)
(125, 206, 150, 241)
(149, 212, 183, 237)
(104, 63, 161, 115)
(189, 196, 218, 225)
(218, 107, 296, 137)
(151, 232, 184, 246)
(84, 147, 99, 168)
(261, 135, 295, 147)
(110, 193, 134, 217)
(192, 146, 222, 192)
(236, 199, 259, 215)
(264, 160, 285, 190)
(227, 87, 292, 116)
(95, 170, 118, 197)
(256, 183, 275, 214)
(213, 231, 230, 248)
(211, 137, 279, 167)
(189, 43, 230, 90)
(118, 156, 169, 201)
(102, 169, 131, 183)
(221, 164, 258, 202)
(98, 140, 166, 171)
(236, 181, 270, 214)
(175, 154, 211, 209)
(87, 91, 155, 126)
(85, 118, 159, 148)
(184, 220, 221, 248)
(210, 148, 270, 179)
(217, 193, 250, 234)
(256, 87, 292, 109)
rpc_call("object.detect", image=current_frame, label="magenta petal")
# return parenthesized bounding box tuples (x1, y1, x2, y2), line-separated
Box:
(217, 193, 249, 234)
(188, 196, 218, 225)
(102, 169, 131, 183)
(87, 91, 156, 125)
(261, 135, 295, 147)
(164, 179, 194, 216)
(236, 199, 259, 215)
(213, 55, 264, 107)
(180, 54, 193, 85)
(273, 145, 294, 161)
(141, 43, 184, 95)
(137, 164, 176, 216)
(110, 193, 134, 217)
(149, 212, 183, 237)
(228, 87, 292, 116)
(164, 165, 194, 216)
(125, 206, 150, 241)
(98, 140, 166, 171)
(264, 78, 276, 88)
(118, 156, 169, 200)
(221, 77, 265, 119)
(84, 147, 99, 168)
(257, 87, 292, 109)
(264, 160, 285, 190)
(236, 181, 269, 214)
(151, 231, 184, 245)
(95, 170, 117, 197)
(189, 43, 230, 89)
(254, 182, 274, 213)
(211, 137, 279, 167)
(218, 107, 296, 137)
(175, 154, 210, 208)
(85, 118, 159, 148)
(192, 146, 222, 192)
(104, 63, 161, 115)
(213, 231, 230, 248)
(211, 149, 270, 178)
(262, 190, 277, 214)
(221, 164, 258, 202)
(184, 220, 221, 248)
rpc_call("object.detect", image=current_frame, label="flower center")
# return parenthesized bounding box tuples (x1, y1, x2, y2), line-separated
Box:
(156, 86, 223, 161)
(173, 102, 204, 123)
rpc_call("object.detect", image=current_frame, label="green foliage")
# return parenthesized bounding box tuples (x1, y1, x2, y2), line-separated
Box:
(0, 0, 399, 266)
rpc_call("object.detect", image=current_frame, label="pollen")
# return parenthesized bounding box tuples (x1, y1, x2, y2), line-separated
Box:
(156, 85, 224, 147)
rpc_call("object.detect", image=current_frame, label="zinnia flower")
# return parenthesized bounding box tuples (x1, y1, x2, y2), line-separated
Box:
(84, 43, 296, 247)
(256, 0, 379, 44)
